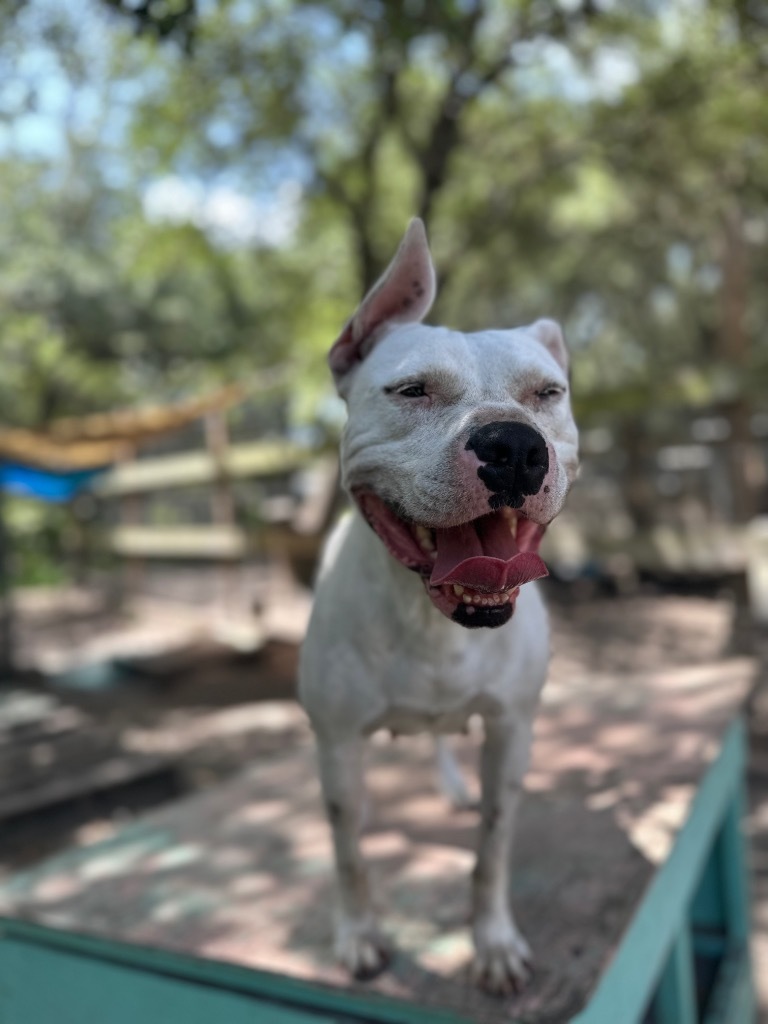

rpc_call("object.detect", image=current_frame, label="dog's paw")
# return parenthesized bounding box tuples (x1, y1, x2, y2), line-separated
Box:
(470, 923, 532, 996)
(335, 918, 390, 981)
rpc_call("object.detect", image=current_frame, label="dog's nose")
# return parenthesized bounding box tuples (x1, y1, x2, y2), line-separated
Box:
(466, 421, 549, 507)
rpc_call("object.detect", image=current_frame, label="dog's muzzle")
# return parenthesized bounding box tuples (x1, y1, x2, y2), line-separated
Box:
(466, 421, 549, 509)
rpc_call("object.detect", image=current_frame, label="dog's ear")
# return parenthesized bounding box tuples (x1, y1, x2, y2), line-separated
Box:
(329, 218, 436, 386)
(530, 319, 568, 372)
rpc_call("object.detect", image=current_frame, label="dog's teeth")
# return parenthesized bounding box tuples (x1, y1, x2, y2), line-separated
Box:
(415, 525, 435, 552)
(455, 587, 518, 607)
(499, 506, 518, 536)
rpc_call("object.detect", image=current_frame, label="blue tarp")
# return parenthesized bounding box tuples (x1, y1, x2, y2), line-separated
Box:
(0, 463, 107, 503)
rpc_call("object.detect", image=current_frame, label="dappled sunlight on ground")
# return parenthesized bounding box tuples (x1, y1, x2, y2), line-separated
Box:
(2, 593, 761, 1022)
(0, 590, 763, 1019)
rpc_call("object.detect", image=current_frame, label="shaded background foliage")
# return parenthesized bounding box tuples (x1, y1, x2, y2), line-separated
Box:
(2, 0, 768, 583)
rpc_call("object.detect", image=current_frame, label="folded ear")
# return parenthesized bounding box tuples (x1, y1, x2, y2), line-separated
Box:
(530, 318, 568, 372)
(329, 218, 436, 386)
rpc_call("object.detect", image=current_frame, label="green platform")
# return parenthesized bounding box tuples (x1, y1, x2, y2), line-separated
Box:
(572, 717, 754, 1024)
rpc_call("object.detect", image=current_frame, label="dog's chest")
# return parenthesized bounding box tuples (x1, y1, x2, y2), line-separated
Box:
(365, 694, 491, 737)
(367, 626, 512, 735)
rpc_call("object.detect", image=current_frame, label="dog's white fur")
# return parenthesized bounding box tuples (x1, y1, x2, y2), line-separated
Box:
(299, 220, 578, 995)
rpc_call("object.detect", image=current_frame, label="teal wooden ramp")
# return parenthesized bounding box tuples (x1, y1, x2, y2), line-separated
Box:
(571, 717, 754, 1024)
(0, 917, 468, 1024)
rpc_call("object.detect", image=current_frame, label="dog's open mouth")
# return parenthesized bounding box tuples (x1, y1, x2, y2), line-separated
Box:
(356, 491, 548, 628)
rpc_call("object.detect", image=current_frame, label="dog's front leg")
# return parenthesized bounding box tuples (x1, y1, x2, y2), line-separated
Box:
(317, 735, 389, 980)
(470, 714, 533, 996)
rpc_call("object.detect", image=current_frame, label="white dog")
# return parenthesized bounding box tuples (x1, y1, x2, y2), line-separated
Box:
(299, 219, 579, 996)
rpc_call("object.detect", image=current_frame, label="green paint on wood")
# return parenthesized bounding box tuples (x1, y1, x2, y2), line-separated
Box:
(0, 938, 324, 1024)
(570, 718, 752, 1024)
(0, 918, 475, 1024)
(701, 949, 755, 1024)
(717, 784, 751, 946)
(652, 923, 698, 1024)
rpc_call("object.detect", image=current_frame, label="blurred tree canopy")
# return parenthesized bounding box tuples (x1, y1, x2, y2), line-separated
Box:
(2, 0, 768, 516)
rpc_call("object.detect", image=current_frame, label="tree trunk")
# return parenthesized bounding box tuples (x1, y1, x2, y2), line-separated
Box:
(718, 205, 763, 522)
(620, 419, 657, 531)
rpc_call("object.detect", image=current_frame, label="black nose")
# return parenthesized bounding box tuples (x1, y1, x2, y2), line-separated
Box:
(466, 421, 549, 508)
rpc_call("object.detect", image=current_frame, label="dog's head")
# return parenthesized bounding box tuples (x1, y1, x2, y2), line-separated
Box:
(329, 219, 579, 629)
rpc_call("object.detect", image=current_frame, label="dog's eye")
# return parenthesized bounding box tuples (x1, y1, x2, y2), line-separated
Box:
(395, 383, 427, 399)
(536, 385, 564, 401)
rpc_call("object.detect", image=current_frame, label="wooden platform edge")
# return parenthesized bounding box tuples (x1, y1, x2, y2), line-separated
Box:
(0, 754, 176, 824)
(569, 716, 754, 1024)
(0, 916, 478, 1024)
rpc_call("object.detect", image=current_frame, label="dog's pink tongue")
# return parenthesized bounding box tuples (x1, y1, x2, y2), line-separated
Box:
(430, 515, 548, 592)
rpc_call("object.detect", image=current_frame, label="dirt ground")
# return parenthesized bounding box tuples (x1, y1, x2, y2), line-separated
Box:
(1, 581, 766, 1019)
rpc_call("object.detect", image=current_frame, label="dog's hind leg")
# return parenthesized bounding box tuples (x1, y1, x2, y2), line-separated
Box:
(317, 735, 389, 980)
(435, 736, 478, 810)
(470, 714, 534, 996)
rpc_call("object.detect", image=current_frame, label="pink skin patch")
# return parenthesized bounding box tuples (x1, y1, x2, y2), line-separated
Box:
(354, 490, 548, 627)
